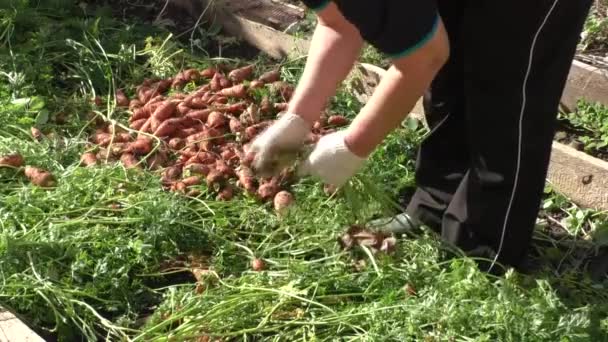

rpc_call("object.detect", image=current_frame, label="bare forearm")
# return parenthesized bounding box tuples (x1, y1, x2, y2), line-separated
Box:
(288, 21, 363, 125)
(344, 66, 434, 157)
(344, 22, 449, 157)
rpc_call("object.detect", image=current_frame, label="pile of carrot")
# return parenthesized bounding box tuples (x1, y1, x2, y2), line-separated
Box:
(81, 64, 349, 211)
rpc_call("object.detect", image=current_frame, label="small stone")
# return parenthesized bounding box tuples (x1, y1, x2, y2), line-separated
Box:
(569, 140, 584, 151)
(554, 131, 567, 141)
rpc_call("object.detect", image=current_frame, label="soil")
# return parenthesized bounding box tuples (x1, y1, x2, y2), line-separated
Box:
(554, 119, 608, 161)
(106, 0, 262, 60)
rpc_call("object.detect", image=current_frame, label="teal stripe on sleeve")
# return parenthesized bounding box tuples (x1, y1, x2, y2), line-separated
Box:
(388, 15, 441, 59)
(309, 0, 331, 12)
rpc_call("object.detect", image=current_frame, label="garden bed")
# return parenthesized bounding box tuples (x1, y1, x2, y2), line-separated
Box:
(2, 2, 608, 341)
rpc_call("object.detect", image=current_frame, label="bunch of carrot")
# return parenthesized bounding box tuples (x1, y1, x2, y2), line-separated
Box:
(81, 64, 349, 211)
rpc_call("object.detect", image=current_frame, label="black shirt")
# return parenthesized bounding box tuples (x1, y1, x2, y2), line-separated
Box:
(301, 0, 439, 58)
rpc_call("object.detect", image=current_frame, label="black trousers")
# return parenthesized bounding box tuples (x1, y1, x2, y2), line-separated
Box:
(406, 0, 593, 269)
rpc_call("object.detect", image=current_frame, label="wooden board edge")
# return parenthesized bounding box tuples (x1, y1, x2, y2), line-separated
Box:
(204, 0, 311, 59)
(547, 141, 608, 211)
(560, 59, 608, 112)
(0, 308, 45, 342)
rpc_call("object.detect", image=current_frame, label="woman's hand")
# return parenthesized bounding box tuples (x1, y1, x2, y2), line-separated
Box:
(298, 130, 366, 187)
(248, 113, 311, 176)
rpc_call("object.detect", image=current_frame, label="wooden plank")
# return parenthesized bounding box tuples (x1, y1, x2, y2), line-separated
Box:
(197, 0, 310, 59)
(561, 59, 608, 112)
(0, 309, 44, 342)
(547, 142, 608, 210)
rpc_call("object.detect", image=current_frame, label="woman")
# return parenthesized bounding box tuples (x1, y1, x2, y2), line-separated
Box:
(250, 0, 592, 272)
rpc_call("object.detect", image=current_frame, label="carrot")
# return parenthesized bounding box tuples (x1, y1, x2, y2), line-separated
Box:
(0, 153, 24, 168)
(216, 185, 234, 201)
(229, 118, 243, 134)
(138, 118, 152, 135)
(130, 118, 147, 130)
(273, 103, 288, 112)
(154, 118, 183, 137)
(172, 92, 187, 99)
(185, 163, 210, 176)
(173, 182, 187, 193)
(168, 137, 185, 150)
(109, 143, 127, 156)
(184, 68, 200, 82)
(274, 190, 294, 215)
(207, 111, 226, 128)
(201, 92, 214, 104)
(219, 74, 232, 88)
(152, 101, 176, 120)
(24, 166, 56, 187)
(24, 166, 55, 187)
(257, 179, 279, 201)
(147, 150, 168, 170)
(96, 148, 115, 162)
(244, 121, 271, 141)
(120, 153, 140, 169)
(206, 169, 224, 187)
(259, 69, 280, 83)
(189, 97, 207, 109)
(200, 67, 217, 79)
(186, 131, 207, 145)
(212, 96, 228, 105)
(116, 132, 132, 143)
(313, 120, 323, 131)
(270, 81, 295, 101)
(139, 88, 159, 103)
(218, 84, 247, 98)
(186, 109, 212, 122)
(125, 137, 153, 155)
(241, 151, 256, 167)
(327, 115, 349, 126)
(93, 96, 103, 107)
(210, 72, 231, 91)
(131, 107, 150, 122)
(215, 159, 234, 177)
(150, 117, 162, 133)
(162, 165, 182, 182)
(251, 258, 265, 271)
(228, 65, 254, 83)
(80, 152, 97, 167)
(199, 140, 214, 152)
(177, 102, 191, 116)
(221, 149, 237, 162)
(172, 77, 187, 90)
(92, 132, 113, 146)
(197, 152, 216, 165)
(186, 189, 201, 197)
(260, 96, 272, 114)
(237, 167, 256, 193)
(249, 80, 264, 89)
(31, 127, 43, 141)
(116, 89, 130, 107)
(218, 101, 246, 114)
(156, 79, 172, 93)
(129, 99, 143, 111)
(182, 176, 201, 187)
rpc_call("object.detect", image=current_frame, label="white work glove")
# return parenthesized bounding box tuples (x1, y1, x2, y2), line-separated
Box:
(298, 130, 366, 187)
(249, 112, 311, 176)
